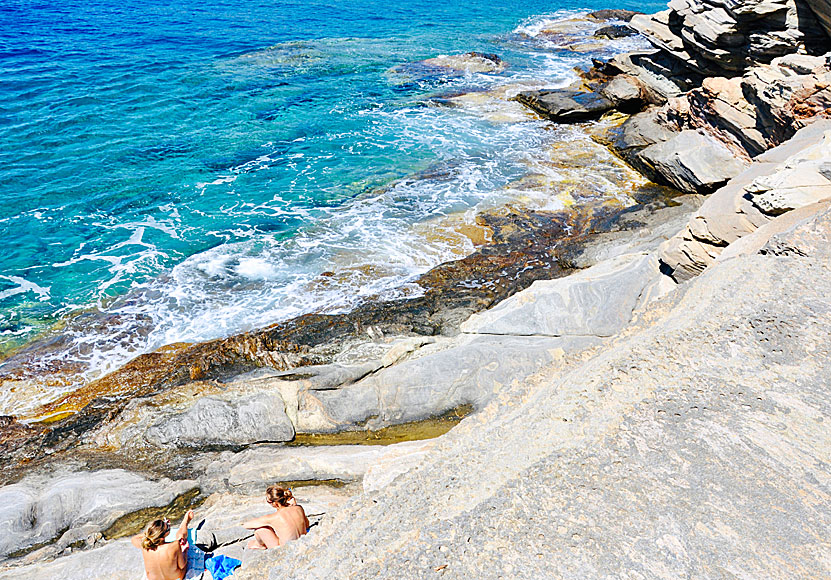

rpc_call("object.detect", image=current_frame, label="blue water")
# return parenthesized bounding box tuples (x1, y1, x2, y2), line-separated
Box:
(0, 0, 661, 391)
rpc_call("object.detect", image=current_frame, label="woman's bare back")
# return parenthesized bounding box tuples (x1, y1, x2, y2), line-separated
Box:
(244, 504, 309, 549)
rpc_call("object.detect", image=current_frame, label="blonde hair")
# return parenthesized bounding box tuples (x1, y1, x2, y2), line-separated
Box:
(141, 519, 169, 551)
(266, 485, 294, 507)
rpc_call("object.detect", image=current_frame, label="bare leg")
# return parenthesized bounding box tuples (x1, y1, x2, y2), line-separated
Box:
(251, 527, 280, 549)
(247, 537, 266, 550)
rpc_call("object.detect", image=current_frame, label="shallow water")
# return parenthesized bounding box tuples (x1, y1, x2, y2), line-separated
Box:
(0, 0, 662, 411)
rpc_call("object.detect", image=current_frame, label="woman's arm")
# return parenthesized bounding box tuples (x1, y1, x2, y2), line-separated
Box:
(130, 534, 143, 549)
(176, 510, 195, 542)
(242, 514, 272, 529)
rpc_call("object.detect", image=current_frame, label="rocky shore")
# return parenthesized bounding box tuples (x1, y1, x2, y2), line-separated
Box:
(1, 1, 830, 578)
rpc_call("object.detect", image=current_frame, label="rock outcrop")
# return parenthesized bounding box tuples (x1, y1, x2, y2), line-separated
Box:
(806, 0, 831, 36)
(659, 119, 831, 280)
(234, 198, 831, 580)
(0, 470, 195, 560)
(631, 0, 828, 76)
(660, 53, 831, 157)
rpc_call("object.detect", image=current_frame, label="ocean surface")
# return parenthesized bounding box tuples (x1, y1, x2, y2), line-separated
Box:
(1, 0, 662, 410)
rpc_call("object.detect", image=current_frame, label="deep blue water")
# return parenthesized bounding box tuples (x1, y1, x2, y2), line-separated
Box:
(0, 0, 662, 394)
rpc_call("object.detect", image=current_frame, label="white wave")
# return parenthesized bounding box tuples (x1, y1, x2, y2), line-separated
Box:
(0, 276, 51, 302)
(512, 10, 590, 37)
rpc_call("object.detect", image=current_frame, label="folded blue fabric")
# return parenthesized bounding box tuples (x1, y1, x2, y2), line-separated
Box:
(205, 554, 242, 580)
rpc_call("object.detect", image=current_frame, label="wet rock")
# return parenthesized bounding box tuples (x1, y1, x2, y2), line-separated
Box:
(587, 9, 643, 22)
(637, 129, 748, 193)
(391, 52, 505, 83)
(514, 89, 614, 122)
(1, 182, 684, 480)
(421, 52, 505, 74)
(593, 24, 637, 39)
(595, 107, 679, 165)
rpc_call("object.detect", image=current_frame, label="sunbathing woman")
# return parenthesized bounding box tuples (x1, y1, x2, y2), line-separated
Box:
(243, 485, 309, 549)
(131, 510, 194, 580)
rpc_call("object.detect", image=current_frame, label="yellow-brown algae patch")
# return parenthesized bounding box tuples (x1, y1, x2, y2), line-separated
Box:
(411, 212, 494, 249)
(289, 405, 473, 446)
(102, 488, 204, 540)
(445, 83, 547, 124)
(22, 342, 194, 424)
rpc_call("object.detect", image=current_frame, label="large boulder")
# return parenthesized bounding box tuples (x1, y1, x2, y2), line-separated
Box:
(460, 253, 658, 338)
(636, 129, 748, 193)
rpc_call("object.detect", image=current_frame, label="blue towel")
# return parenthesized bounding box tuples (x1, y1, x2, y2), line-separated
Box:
(205, 554, 242, 580)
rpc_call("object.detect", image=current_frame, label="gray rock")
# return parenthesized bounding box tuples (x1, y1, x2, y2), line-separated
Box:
(745, 129, 831, 214)
(419, 52, 505, 74)
(587, 9, 643, 22)
(717, 199, 831, 261)
(594, 107, 680, 178)
(199, 441, 434, 495)
(593, 24, 637, 39)
(598, 75, 643, 111)
(805, 0, 831, 38)
(145, 392, 296, 447)
(460, 253, 658, 338)
(637, 130, 748, 193)
(0, 469, 195, 559)
(514, 89, 614, 122)
(603, 50, 701, 103)
(632, 0, 829, 75)
(598, 107, 678, 153)
(304, 334, 601, 432)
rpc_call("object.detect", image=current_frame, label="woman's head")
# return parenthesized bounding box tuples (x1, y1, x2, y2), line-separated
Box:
(266, 484, 293, 507)
(141, 518, 170, 550)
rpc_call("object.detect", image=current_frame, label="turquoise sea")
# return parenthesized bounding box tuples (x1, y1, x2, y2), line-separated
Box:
(1, 0, 661, 405)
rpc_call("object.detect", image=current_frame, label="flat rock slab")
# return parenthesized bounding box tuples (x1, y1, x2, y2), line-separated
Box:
(461, 253, 657, 337)
(145, 392, 295, 447)
(515, 89, 614, 122)
(306, 334, 602, 431)
(199, 441, 434, 495)
(0, 485, 352, 580)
